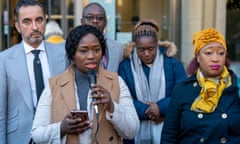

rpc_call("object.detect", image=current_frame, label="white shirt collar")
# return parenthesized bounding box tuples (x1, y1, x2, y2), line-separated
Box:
(23, 41, 45, 54)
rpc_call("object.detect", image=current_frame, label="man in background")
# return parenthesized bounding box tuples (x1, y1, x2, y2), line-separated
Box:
(0, 0, 67, 143)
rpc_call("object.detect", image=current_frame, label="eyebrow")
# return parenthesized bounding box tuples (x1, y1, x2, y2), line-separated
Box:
(22, 17, 31, 21)
(85, 13, 105, 16)
(79, 43, 100, 47)
(204, 45, 224, 49)
(22, 16, 44, 21)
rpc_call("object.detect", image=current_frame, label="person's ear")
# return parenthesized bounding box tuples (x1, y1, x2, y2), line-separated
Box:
(15, 22, 21, 33)
(80, 18, 84, 24)
(196, 55, 200, 63)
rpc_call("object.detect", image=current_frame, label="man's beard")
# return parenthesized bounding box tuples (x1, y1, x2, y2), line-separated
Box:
(28, 31, 44, 45)
(28, 36, 43, 45)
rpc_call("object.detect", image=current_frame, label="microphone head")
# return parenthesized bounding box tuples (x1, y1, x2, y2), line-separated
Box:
(87, 69, 97, 87)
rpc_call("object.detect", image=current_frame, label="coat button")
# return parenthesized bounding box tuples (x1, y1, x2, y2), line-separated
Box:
(199, 137, 204, 143)
(198, 113, 203, 119)
(193, 82, 198, 87)
(220, 137, 227, 143)
(221, 113, 227, 119)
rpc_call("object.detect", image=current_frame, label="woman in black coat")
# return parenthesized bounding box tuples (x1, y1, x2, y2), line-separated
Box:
(161, 28, 240, 144)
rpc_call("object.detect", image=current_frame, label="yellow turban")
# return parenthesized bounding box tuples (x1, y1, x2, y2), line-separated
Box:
(192, 28, 227, 56)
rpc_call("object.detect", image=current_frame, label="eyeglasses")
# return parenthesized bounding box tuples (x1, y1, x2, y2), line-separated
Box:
(83, 15, 105, 21)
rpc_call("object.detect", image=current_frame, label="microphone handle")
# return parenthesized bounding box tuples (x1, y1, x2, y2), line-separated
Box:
(94, 104, 98, 114)
(87, 69, 98, 114)
(92, 92, 98, 114)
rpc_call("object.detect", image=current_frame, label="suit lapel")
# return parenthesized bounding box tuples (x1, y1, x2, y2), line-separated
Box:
(98, 67, 113, 93)
(58, 67, 114, 117)
(45, 42, 66, 76)
(8, 44, 34, 112)
(97, 67, 114, 120)
(58, 67, 77, 110)
(56, 66, 116, 121)
(106, 39, 114, 71)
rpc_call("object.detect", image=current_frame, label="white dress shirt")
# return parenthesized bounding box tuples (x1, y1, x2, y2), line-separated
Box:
(24, 41, 51, 107)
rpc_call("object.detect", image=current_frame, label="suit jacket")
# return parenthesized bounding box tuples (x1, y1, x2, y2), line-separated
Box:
(105, 39, 124, 72)
(0, 41, 67, 144)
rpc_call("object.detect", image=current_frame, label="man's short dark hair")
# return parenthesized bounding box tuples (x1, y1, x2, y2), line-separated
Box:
(14, 0, 45, 21)
(82, 2, 106, 21)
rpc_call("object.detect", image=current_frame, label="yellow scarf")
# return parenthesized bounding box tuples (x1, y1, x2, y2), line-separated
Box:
(191, 66, 231, 113)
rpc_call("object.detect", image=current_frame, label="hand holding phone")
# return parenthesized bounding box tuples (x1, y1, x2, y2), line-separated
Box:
(70, 110, 89, 121)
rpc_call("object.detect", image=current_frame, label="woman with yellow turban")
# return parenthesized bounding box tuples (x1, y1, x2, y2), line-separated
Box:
(161, 28, 240, 143)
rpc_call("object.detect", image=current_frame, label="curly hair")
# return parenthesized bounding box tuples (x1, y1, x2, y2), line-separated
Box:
(65, 25, 106, 64)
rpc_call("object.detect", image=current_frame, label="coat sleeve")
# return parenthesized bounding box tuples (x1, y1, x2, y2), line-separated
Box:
(106, 77, 139, 139)
(0, 55, 7, 144)
(157, 57, 186, 117)
(31, 85, 62, 144)
(161, 83, 182, 144)
(118, 60, 149, 120)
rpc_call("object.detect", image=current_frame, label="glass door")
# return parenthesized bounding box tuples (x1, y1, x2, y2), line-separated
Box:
(116, 0, 181, 59)
(40, 0, 74, 38)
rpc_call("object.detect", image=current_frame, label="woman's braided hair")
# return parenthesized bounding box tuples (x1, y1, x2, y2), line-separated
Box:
(132, 19, 160, 42)
(65, 24, 106, 64)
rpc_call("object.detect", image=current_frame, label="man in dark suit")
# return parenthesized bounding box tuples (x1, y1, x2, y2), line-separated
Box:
(81, 2, 124, 72)
(0, 1, 67, 143)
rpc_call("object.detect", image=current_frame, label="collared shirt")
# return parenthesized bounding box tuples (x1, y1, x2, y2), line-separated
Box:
(24, 41, 51, 107)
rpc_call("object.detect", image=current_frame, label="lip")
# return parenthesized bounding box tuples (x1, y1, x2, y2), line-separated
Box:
(143, 57, 151, 61)
(31, 34, 42, 39)
(85, 62, 97, 69)
(144, 58, 153, 64)
(210, 65, 220, 70)
(31, 32, 42, 36)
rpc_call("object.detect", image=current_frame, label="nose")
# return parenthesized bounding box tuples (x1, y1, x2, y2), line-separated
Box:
(92, 17, 99, 23)
(87, 50, 95, 59)
(144, 50, 150, 56)
(32, 21, 38, 30)
(212, 53, 221, 62)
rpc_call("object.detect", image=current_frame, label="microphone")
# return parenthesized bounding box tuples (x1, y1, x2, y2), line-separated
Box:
(87, 69, 98, 114)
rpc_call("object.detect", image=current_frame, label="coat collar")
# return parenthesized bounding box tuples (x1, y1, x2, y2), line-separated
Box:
(186, 71, 238, 93)
(56, 65, 115, 111)
(57, 65, 114, 86)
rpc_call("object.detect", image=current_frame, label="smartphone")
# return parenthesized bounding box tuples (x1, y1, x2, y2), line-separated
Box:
(70, 110, 89, 121)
